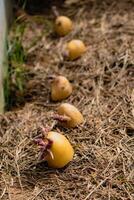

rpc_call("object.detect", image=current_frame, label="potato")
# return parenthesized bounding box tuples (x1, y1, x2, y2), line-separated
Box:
(34, 131, 74, 168)
(66, 39, 86, 60)
(46, 131, 74, 168)
(56, 103, 84, 128)
(55, 16, 73, 36)
(51, 76, 72, 101)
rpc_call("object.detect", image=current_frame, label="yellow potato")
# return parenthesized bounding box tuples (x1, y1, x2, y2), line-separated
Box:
(51, 76, 72, 101)
(46, 131, 74, 168)
(55, 16, 73, 36)
(66, 39, 86, 60)
(57, 103, 84, 128)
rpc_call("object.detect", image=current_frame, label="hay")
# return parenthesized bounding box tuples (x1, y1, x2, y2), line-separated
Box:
(0, 0, 134, 199)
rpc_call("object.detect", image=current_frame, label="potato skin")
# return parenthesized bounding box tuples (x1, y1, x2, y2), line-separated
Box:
(57, 103, 84, 128)
(51, 76, 72, 101)
(67, 40, 86, 60)
(55, 16, 73, 36)
(46, 131, 74, 168)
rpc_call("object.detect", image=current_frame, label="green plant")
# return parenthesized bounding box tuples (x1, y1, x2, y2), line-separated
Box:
(5, 23, 27, 109)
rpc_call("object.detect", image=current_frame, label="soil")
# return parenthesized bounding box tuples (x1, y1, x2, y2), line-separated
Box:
(0, 0, 134, 199)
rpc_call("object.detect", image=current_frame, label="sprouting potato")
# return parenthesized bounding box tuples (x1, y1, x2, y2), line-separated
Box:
(34, 131, 74, 168)
(66, 39, 86, 60)
(54, 103, 84, 128)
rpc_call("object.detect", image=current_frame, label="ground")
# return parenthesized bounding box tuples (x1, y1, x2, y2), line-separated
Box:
(0, 0, 134, 199)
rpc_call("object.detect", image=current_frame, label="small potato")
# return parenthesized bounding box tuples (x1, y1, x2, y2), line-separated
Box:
(34, 131, 74, 169)
(51, 76, 72, 101)
(56, 103, 84, 128)
(46, 131, 74, 168)
(66, 39, 86, 60)
(55, 16, 73, 36)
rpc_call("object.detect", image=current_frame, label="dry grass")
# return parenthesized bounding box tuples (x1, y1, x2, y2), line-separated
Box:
(0, 0, 134, 199)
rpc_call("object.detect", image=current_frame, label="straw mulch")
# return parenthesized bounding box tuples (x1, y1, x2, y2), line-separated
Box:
(0, 0, 134, 199)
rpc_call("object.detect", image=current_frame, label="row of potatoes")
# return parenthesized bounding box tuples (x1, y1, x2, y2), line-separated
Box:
(34, 12, 87, 169)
